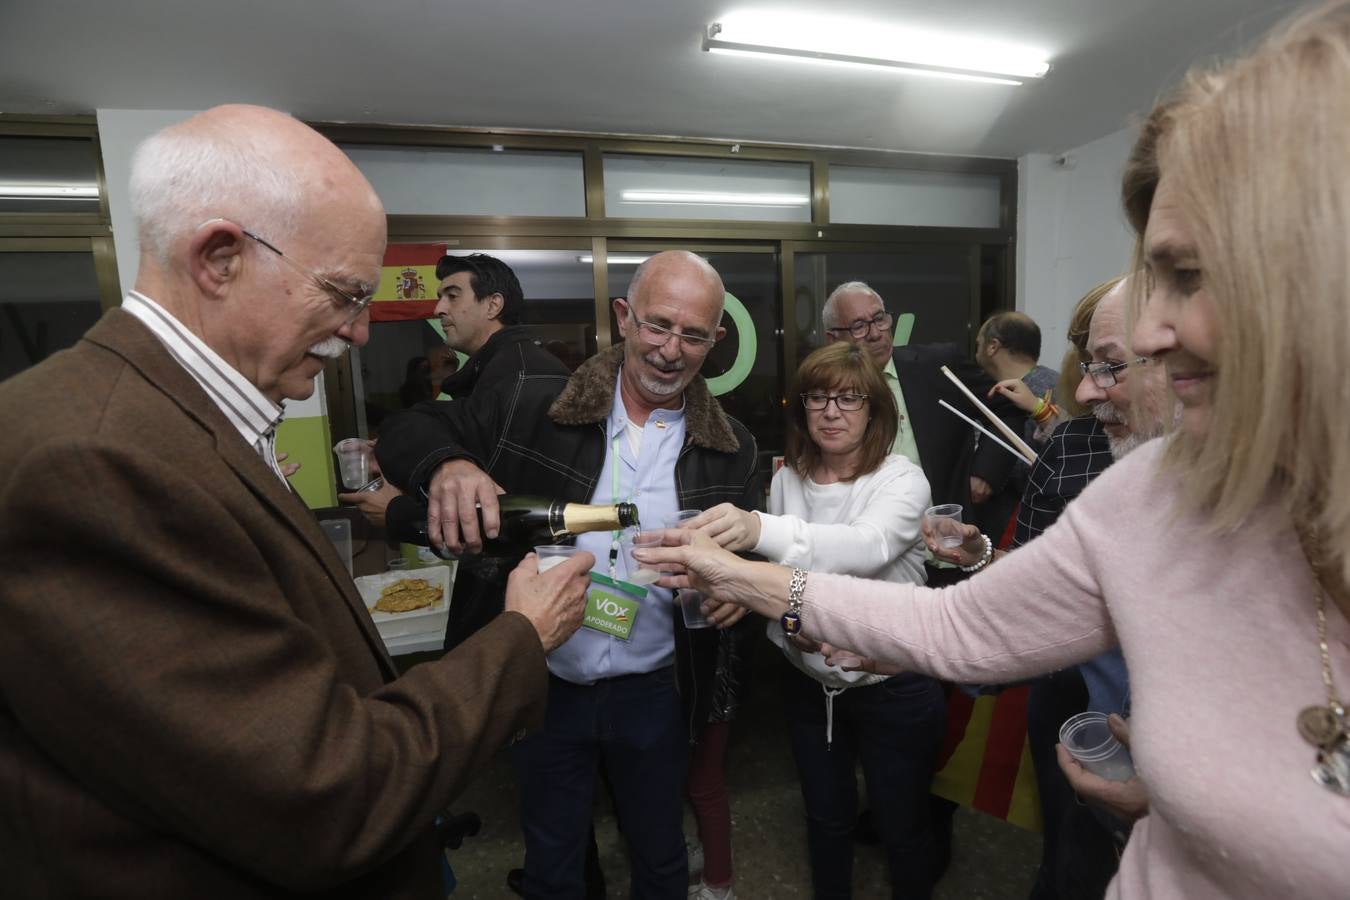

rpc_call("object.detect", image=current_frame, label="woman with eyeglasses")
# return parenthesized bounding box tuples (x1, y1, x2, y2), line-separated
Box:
(638, 5, 1350, 897)
(686, 342, 945, 900)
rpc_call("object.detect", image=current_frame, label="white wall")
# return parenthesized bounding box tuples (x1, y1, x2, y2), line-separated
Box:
(95, 108, 201, 298)
(1016, 125, 1140, 366)
(94, 107, 327, 418)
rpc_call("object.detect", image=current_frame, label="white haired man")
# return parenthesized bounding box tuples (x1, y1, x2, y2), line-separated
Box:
(0, 105, 593, 899)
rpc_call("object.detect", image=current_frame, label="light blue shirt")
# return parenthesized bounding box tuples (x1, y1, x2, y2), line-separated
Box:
(546, 375, 684, 685)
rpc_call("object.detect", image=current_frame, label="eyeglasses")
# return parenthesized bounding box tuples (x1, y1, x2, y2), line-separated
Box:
(1079, 357, 1152, 388)
(801, 391, 869, 412)
(240, 228, 375, 324)
(825, 311, 893, 340)
(627, 309, 717, 356)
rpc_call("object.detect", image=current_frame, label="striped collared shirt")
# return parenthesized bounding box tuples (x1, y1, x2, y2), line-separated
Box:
(122, 291, 289, 486)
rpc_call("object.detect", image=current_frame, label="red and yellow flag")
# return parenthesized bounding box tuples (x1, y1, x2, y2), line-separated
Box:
(373, 244, 446, 322)
(932, 686, 1042, 831)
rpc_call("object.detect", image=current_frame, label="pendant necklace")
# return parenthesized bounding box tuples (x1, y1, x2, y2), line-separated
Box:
(1296, 590, 1350, 795)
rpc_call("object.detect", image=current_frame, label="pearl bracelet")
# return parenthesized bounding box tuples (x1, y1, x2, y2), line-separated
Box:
(960, 533, 994, 573)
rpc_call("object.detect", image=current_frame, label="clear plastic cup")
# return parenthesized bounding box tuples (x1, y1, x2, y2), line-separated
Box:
(386, 557, 409, 571)
(1059, 712, 1136, 782)
(332, 438, 372, 490)
(661, 511, 713, 629)
(923, 503, 965, 549)
(535, 544, 583, 573)
(619, 533, 664, 585)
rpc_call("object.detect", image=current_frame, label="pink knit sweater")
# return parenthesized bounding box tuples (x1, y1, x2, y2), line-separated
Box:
(800, 439, 1350, 898)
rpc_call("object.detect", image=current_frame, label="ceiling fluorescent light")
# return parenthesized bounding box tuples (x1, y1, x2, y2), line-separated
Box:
(577, 255, 652, 265)
(621, 189, 809, 207)
(703, 16, 1050, 85)
(0, 183, 99, 199)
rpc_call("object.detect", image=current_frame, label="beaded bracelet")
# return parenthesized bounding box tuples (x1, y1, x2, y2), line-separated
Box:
(960, 533, 994, 573)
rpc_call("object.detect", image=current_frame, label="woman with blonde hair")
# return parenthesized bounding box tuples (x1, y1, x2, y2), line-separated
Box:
(687, 342, 943, 900)
(640, 3, 1350, 896)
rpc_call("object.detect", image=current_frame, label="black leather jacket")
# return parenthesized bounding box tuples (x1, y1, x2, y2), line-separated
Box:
(377, 344, 763, 735)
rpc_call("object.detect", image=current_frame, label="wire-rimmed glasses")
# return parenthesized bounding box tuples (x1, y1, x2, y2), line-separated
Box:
(240, 228, 375, 324)
(826, 311, 892, 340)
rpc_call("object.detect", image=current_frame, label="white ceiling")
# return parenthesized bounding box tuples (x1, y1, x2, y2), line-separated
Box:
(0, 0, 1294, 158)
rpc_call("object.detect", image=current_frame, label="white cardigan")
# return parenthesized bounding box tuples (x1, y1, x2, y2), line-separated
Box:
(755, 454, 931, 688)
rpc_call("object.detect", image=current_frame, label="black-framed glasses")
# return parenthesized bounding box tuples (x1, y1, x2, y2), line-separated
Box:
(801, 391, 869, 412)
(1079, 357, 1151, 388)
(627, 309, 717, 356)
(240, 228, 374, 323)
(826, 311, 892, 340)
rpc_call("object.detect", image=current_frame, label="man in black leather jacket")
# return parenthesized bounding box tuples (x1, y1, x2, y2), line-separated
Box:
(382, 252, 571, 651)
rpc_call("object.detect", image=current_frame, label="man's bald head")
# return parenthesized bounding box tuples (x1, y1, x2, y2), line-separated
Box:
(129, 105, 382, 267)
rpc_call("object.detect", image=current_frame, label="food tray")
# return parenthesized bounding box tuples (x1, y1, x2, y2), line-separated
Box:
(353, 564, 454, 640)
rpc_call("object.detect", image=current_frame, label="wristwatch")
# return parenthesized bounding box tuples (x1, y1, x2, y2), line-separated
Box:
(781, 567, 807, 635)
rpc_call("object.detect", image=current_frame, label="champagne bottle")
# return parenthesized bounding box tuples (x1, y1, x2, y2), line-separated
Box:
(392, 494, 639, 559)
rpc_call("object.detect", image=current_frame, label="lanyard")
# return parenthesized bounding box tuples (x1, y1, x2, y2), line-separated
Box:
(608, 431, 628, 579)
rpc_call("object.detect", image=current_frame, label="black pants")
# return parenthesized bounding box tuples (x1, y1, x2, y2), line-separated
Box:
(1025, 668, 1121, 900)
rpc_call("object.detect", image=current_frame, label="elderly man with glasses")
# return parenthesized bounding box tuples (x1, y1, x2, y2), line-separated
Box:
(377, 250, 761, 899)
(0, 105, 598, 899)
(821, 281, 1026, 559)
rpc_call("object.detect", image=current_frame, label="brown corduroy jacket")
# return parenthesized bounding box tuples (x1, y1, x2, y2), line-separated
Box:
(0, 309, 547, 898)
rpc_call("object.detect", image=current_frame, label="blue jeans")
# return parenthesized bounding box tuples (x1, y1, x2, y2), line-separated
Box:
(512, 668, 688, 900)
(782, 664, 948, 900)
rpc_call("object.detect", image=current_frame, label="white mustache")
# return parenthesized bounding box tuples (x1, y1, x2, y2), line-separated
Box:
(308, 336, 350, 359)
(1093, 401, 1124, 427)
(643, 351, 685, 374)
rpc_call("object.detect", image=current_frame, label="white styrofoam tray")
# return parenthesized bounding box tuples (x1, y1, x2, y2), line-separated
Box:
(354, 564, 454, 640)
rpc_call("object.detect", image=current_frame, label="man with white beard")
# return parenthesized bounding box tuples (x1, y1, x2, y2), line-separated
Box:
(928, 275, 1172, 900)
(1073, 279, 1172, 459)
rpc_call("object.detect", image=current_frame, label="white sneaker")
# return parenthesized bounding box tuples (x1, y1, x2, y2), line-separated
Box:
(688, 881, 735, 900)
(686, 842, 704, 880)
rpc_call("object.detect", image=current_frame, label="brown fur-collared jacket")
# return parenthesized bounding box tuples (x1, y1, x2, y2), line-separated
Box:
(378, 343, 763, 730)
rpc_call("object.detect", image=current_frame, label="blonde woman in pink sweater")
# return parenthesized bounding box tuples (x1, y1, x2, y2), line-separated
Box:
(637, 4, 1350, 897)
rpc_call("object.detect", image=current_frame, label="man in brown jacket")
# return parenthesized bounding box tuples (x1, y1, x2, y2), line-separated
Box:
(0, 104, 593, 899)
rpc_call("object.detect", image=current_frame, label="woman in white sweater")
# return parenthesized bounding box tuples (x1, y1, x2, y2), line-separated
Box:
(690, 342, 943, 900)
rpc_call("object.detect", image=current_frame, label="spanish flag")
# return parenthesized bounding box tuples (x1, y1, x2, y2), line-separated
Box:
(373, 244, 445, 322)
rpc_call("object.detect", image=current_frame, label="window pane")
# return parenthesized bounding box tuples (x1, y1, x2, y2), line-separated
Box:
(792, 249, 974, 350)
(341, 145, 585, 217)
(607, 250, 784, 472)
(0, 251, 103, 380)
(604, 155, 811, 223)
(830, 166, 1001, 228)
(0, 137, 101, 213)
(361, 247, 594, 434)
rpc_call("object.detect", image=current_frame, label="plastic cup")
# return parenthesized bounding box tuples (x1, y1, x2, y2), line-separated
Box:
(386, 557, 409, 571)
(923, 503, 965, 549)
(535, 544, 583, 573)
(1059, 712, 1136, 782)
(661, 512, 713, 629)
(318, 518, 353, 575)
(620, 533, 664, 585)
(663, 509, 702, 529)
(332, 438, 372, 490)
